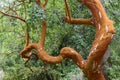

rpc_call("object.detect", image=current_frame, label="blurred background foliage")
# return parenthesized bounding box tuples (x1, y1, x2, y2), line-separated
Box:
(0, 0, 120, 80)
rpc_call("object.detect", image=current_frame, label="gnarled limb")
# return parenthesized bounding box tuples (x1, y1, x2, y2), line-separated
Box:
(20, 0, 48, 62)
(20, 30, 38, 72)
(20, 27, 38, 68)
(20, 0, 48, 68)
(20, 0, 115, 80)
(20, 0, 85, 70)
(20, 44, 85, 69)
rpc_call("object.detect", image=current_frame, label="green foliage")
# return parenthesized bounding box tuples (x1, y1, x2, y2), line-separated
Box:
(103, 0, 120, 79)
(62, 68, 88, 80)
(107, 27, 120, 79)
(26, 67, 61, 80)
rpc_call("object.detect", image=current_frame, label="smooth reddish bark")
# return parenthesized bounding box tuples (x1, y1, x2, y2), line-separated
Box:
(20, 0, 116, 80)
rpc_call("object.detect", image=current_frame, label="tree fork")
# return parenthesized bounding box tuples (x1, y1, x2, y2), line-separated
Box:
(20, 0, 115, 80)
(65, 0, 115, 79)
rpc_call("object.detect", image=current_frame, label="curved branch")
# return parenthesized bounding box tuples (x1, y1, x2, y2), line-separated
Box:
(64, 0, 93, 25)
(20, 44, 85, 69)
(20, 0, 116, 79)
(20, 43, 38, 55)
(21, 0, 48, 64)
(0, 11, 26, 22)
(64, 0, 115, 79)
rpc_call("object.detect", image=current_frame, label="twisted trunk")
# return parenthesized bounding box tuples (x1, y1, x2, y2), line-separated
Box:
(20, 0, 115, 80)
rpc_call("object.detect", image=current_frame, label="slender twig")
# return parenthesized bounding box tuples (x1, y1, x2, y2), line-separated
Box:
(0, 10, 26, 22)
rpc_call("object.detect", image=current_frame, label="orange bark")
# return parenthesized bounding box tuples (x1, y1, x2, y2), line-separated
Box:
(20, 0, 115, 80)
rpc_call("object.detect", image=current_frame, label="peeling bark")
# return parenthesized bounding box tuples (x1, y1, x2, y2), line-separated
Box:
(20, 0, 115, 80)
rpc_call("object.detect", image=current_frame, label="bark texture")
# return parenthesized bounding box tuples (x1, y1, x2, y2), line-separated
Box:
(20, 0, 115, 80)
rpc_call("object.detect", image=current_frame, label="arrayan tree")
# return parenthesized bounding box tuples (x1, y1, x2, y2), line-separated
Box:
(0, 0, 115, 80)
(20, 0, 116, 80)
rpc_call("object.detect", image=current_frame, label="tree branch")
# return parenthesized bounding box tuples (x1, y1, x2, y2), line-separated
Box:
(64, 0, 93, 25)
(36, 0, 48, 8)
(39, 20, 47, 47)
(64, 0, 115, 79)
(0, 11, 26, 22)
(65, 17, 93, 25)
(20, 44, 85, 69)
(20, 0, 116, 79)
(64, 0, 71, 20)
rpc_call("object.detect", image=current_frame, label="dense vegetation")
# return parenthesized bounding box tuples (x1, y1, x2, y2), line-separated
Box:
(0, 0, 120, 80)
